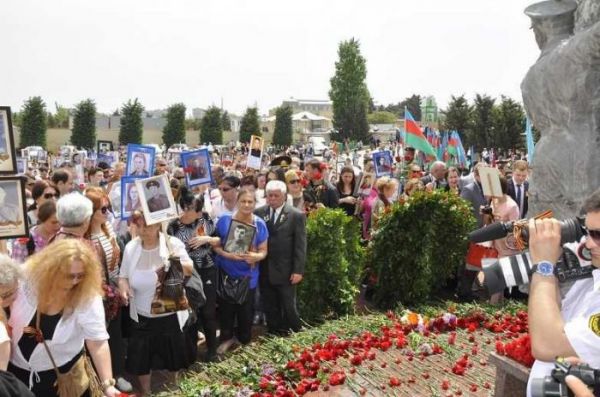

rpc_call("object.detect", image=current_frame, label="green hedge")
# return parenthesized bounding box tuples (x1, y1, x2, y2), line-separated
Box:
(371, 190, 476, 308)
(297, 208, 364, 323)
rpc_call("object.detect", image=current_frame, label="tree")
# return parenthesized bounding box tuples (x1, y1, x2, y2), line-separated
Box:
(329, 38, 371, 142)
(492, 96, 525, 150)
(441, 95, 471, 135)
(272, 105, 293, 146)
(19, 97, 47, 148)
(162, 103, 186, 147)
(71, 99, 96, 149)
(119, 98, 144, 144)
(367, 111, 397, 124)
(239, 107, 260, 143)
(399, 94, 422, 121)
(200, 106, 223, 144)
(469, 94, 496, 149)
(221, 110, 231, 131)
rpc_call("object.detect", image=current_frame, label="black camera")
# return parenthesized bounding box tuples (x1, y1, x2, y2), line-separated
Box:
(531, 357, 600, 397)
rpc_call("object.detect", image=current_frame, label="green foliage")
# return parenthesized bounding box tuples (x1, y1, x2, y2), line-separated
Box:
(492, 95, 525, 150)
(71, 99, 96, 149)
(400, 94, 422, 121)
(46, 103, 69, 129)
(162, 103, 186, 147)
(272, 105, 293, 146)
(469, 94, 496, 149)
(221, 110, 231, 131)
(239, 107, 260, 143)
(185, 118, 201, 131)
(441, 95, 471, 135)
(200, 106, 223, 144)
(329, 38, 370, 142)
(119, 98, 144, 145)
(367, 110, 397, 124)
(297, 208, 364, 324)
(19, 96, 47, 147)
(371, 190, 475, 308)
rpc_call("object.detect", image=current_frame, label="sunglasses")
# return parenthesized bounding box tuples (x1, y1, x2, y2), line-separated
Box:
(43, 193, 59, 199)
(584, 226, 600, 244)
(288, 180, 300, 185)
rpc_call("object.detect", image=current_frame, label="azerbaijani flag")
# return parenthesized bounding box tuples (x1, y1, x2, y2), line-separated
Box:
(404, 109, 437, 158)
(447, 132, 458, 157)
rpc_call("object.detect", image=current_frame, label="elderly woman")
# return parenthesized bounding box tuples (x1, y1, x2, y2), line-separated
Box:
(371, 177, 399, 231)
(12, 201, 61, 264)
(167, 186, 220, 362)
(84, 188, 131, 393)
(119, 211, 194, 396)
(51, 192, 93, 242)
(213, 189, 268, 354)
(0, 255, 20, 371)
(26, 181, 58, 226)
(8, 239, 120, 397)
(285, 170, 304, 210)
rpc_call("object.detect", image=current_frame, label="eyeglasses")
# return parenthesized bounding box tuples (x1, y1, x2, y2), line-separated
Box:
(99, 206, 110, 214)
(68, 272, 86, 281)
(584, 226, 600, 244)
(43, 193, 59, 199)
(288, 180, 300, 185)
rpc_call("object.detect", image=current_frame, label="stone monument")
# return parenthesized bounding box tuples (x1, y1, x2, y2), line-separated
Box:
(521, 0, 600, 220)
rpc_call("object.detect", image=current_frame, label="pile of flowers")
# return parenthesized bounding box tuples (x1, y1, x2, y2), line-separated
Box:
(177, 302, 532, 397)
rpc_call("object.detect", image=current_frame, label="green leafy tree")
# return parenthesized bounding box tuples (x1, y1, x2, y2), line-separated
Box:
(367, 111, 397, 124)
(71, 99, 96, 149)
(162, 103, 186, 147)
(239, 107, 260, 143)
(19, 97, 47, 147)
(329, 38, 370, 142)
(221, 110, 231, 131)
(200, 106, 223, 144)
(399, 94, 422, 120)
(492, 96, 525, 150)
(54, 103, 70, 128)
(119, 98, 144, 144)
(441, 94, 471, 135)
(272, 105, 293, 146)
(469, 94, 496, 149)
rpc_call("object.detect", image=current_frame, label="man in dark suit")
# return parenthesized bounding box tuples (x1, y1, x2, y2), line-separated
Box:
(506, 159, 529, 218)
(255, 180, 307, 334)
(420, 161, 448, 191)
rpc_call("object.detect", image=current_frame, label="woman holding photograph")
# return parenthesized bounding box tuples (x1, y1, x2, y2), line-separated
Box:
(118, 211, 193, 396)
(167, 186, 220, 362)
(212, 189, 268, 354)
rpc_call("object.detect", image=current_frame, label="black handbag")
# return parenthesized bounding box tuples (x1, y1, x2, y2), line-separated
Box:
(185, 267, 207, 311)
(216, 268, 250, 305)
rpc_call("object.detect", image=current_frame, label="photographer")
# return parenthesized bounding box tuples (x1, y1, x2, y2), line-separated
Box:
(526, 189, 600, 397)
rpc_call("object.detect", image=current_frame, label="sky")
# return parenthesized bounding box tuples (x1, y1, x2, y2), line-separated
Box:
(2, 0, 540, 117)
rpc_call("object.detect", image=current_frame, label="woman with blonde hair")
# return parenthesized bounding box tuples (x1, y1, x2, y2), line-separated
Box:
(8, 239, 120, 397)
(370, 176, 399, 230)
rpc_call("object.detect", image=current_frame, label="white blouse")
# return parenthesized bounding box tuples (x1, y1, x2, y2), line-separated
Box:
(119, 233, 192, 330)
(9, 283, 108, 388)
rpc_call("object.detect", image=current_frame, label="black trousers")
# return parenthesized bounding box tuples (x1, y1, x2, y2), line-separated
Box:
(218, 288, 255, 345)
(107, 307, 125, 377)
(261, 282, 302, 334)
(197, 266, 218, 355)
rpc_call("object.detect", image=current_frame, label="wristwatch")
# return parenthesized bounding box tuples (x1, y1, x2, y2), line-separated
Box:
(532, 261, 555, 277)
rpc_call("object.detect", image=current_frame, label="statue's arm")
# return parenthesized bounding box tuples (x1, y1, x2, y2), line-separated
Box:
(568, 19, 600, 64)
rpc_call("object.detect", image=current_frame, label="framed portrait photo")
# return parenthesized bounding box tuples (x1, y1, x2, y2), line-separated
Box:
(16, 158, 27, 175)
(97, 140, 113, 154)
(0, 107, 17, 175)
(126, 144, 156, 178)
(224, 219, 256, 254)
(247, 135, 263, 170)
(136, 174, 178, 225)
(372, 151, 393, 178)
(181, 149, 213, 187)
(356, 172, 376, 198)
(0, 176, 29, 239)
(120, 176, 143, 220)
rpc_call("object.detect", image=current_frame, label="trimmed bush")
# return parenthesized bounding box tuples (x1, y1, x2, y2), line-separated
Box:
(371, 190, 476, 308)
(297, 208, 364, 323)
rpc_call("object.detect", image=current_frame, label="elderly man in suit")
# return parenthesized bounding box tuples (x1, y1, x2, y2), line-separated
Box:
(506, 160, 529, 218)
(421, 161, 448, 191)
(255, 180, 306, 334)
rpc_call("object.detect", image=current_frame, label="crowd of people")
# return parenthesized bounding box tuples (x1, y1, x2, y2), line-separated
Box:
(0, 139, 596, 397)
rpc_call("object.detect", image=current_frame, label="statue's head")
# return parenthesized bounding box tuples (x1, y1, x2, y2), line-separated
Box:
(525, 0, 577, 50)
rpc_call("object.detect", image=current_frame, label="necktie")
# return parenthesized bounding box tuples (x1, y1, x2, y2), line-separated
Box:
(516, 185, 522, 216)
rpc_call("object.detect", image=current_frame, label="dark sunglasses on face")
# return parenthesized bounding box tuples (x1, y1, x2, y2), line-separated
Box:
(584, 226, 600, 244)
(43, 193, 59, 199)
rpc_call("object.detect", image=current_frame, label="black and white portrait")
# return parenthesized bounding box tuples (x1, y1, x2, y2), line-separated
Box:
(136, 174, 177, 225)
(247, 135, 263, 170)
(224, 219, 256, 254)
(126, 144, 156, 177)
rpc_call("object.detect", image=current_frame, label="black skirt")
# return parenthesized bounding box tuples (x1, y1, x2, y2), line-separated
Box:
(126, 313, 192, 375)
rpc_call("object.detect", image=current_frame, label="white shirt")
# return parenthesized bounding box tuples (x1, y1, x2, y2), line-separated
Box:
(527, 261, 600, 396)
(119, 233, 192, 330)
(9, 283, 108, 387)
(269, 203, 285, 224)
